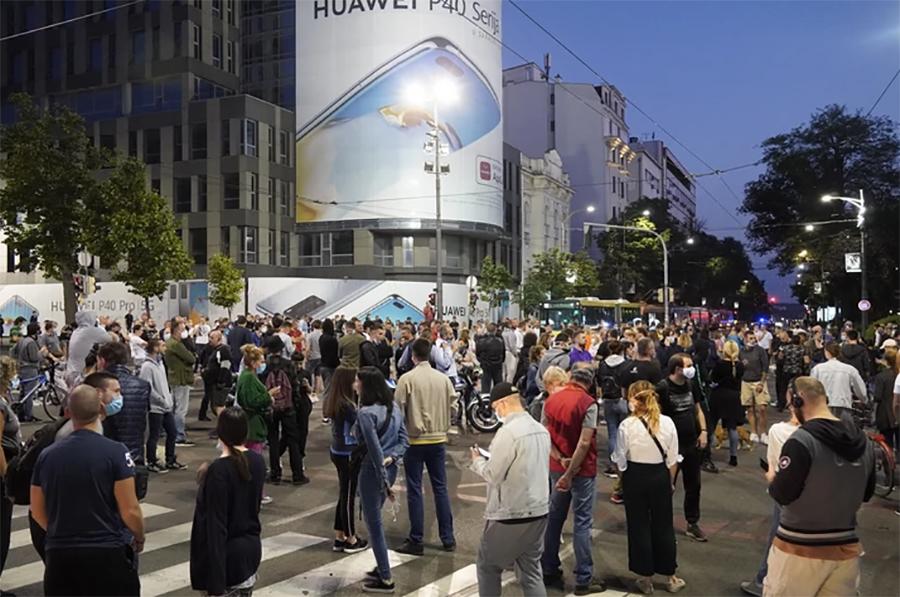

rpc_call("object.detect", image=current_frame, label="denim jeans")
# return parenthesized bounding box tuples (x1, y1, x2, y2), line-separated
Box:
(603, 398, 629, 462)
(18, 368, 39, 421)
(542, 473, 596, 586)
(146, 412, 177, 465)
(359, 462, 399, 581)
(755, 503, 782, 585)
(404, 443, 455, 546)
(171, 385, 191, 441)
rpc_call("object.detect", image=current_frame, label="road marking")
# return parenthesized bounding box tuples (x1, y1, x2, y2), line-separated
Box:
(140, 532, 325, 596)
(12, 501, 173, 520)
(255, 548, 419, 596)
(8, 503, 174, 550)
(3, 520, 193, 590)
(403, 564, 479, 597)
(269, 501, 337, 526)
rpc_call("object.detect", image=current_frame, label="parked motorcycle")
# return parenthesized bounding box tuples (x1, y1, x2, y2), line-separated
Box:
(453, 365, 501, 433)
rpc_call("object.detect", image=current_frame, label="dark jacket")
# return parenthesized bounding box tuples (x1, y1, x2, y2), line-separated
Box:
(360, 339, 390, 378)
(103, 363, 151, 465)
(319, 333, 340, 369)
(839, 343, 872, 381)
(227, 325, 254, 372)
(873, 367, 898, 430)
(190, 451, 266, 595)
(475, 334, 505, 368)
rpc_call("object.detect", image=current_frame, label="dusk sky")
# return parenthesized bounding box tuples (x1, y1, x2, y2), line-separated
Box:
(501, 0, 900, 300)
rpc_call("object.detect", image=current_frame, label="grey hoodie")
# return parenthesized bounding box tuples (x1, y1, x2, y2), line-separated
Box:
(66, 311, 112, 376)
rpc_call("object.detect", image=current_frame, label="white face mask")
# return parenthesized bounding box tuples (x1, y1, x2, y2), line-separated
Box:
(260, 326, 268, 334)
(180, 330, 189, 339)
(682, 366, 697, 380)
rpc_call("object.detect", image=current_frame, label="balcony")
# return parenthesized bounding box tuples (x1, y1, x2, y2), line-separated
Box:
(605, 136, 637, 174)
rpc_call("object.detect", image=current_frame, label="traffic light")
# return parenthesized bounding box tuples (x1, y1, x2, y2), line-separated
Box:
(85, 276, 97, 295)
(73, 274, 84, 295)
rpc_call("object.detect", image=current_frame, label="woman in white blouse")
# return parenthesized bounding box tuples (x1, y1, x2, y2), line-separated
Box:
(613, 380, 685, 595)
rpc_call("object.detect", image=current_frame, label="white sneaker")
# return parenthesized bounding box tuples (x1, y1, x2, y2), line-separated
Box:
(261, 496, 273, 505)
(750, 433, 760, 443)
(761, 433, 768, 445)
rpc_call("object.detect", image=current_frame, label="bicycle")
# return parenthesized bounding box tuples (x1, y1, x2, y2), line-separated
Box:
(852, 400, 895, 498)
(11, 364, 64, 421)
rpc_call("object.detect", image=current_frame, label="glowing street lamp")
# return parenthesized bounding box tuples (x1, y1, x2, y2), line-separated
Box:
(804, 224, 815, 232)
(642, 209, 651, 217)
(821, 190, 868, 328)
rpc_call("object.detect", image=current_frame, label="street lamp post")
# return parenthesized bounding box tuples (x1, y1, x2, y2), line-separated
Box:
(583, 221, 670, 327)
(822, 190, 867, 329)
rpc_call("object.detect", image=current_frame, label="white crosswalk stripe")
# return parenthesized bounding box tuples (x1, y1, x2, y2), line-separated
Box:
(8, 503, 174, 550)
(139, 532, 325, 596)
(255, 548, 419, 597)
(403, 564, 479, 597)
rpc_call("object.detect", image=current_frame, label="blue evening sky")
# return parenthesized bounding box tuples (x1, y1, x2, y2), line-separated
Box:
(501, 0, 900, 300)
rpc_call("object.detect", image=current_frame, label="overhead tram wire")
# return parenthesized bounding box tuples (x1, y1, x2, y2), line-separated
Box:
(865, 68, 900, 117)
(506, 0, 749, 227)
(0, 0, 143, 42)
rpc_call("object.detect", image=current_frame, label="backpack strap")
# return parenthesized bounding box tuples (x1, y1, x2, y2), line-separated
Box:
(638, 417, 667, 461)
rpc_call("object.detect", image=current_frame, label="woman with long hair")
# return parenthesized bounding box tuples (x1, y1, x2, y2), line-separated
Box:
(190, 407, 266, 597)
(709, 340, 745, 466)
(354, 366, 408, 593)
(319, 319, 340, 409)
(513, 331, 537, 386)
(236, 344, 279, 505)
(613, 381, 684, 595)
(323, 365, 368, 554)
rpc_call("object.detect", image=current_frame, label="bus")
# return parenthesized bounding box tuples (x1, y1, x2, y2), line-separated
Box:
(539, 298, 643, 327)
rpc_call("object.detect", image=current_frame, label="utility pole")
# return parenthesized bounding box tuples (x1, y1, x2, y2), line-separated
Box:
(424, 103, 450, 321)
(859, 189, 868, 331)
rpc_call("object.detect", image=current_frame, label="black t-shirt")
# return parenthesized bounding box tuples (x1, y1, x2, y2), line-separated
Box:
(33, 429, 135, 550)
(655, 377, 701, 451)
(619, 359, 663, 390)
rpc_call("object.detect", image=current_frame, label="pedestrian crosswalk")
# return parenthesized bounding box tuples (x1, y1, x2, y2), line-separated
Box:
(2, 502, 628, 597)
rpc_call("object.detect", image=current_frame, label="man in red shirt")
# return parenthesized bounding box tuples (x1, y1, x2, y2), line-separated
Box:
(540, 368, 606, 595)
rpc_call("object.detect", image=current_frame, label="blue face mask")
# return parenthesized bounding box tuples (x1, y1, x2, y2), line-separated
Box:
(105, 395, 124, 416)
(256, 363, 267, 375)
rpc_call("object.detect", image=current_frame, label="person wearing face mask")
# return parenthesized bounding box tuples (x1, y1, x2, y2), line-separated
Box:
(655, 353, 709, 543)
(165, 319, 197, 447)
(96, 343, 151, 472)
(30, 384, 145, 597)
(740, 330, 770, 445)
(140, 339, 186, 474)
(236, 344, 280, 505)
(469, 382, 550, 596)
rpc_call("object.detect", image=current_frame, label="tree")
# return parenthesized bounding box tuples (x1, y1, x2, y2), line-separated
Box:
(518, 248, 601, 312)
(208, 253, 244, 319)
(103, 158, 194, 316)
(478, 256, 513, 320)
(740, 105, 899, 321)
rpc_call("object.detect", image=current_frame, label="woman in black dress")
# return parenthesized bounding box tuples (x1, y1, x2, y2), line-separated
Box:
(709, 340, 744, 466)
(190, 407, 266, 597)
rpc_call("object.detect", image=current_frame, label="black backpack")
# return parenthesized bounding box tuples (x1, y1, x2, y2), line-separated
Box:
(596, 360, 629, 401)
(4, 419, 66, 505)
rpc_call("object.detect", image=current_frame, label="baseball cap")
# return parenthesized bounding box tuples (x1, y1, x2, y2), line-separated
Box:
(881, 338, 898, 350)
(489, 382, 518, 403)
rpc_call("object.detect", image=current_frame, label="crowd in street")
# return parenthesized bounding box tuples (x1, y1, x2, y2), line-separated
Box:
(0, 309, 896, 596)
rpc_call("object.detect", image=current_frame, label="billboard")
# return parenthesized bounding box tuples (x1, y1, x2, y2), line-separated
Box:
(296, 0, 503, 229)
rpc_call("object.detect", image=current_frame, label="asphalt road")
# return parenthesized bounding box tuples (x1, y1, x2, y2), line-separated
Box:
(3, 387, 898, 597)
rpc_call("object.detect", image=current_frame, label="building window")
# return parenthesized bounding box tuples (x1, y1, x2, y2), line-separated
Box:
(249, 173, 259, 211)
(190, 228, 207, 265)
(174, 21, 182, 56)
(278, 180, 288, 215)
(221, 119, 230, 156)
(100, 134, 116, 151)
(279, 231, 289, 266)
(278, 130, 289, 165)
(226, 0, 235, 25)
(191, 24, 201, 60)
(174, 125, 183, 161)
(198, 175, 207, 211)
(131, 31, 145, 65)
(241, 119, 257, 157)
(299, 234, 321, 266)
(66, 42, 75, 76)
(144, 128, 160, 164)
(191, 123, 207, 159)
(240, 226, 258, 264)
(267, 229, 275, 265)
(221, 226, 231, 257)
(331, 231, 353, 265)
(267, 127, 275, 162)
(212, 0, 222, 17)
(225, 41, 234, 73)
(107, 34, 116, 68)
(212, 34, 222, 68)
(152, 26, 160, 61)
(402, 236, 414, 268)
(128, 130, 138, 157)
(223, 173, 239, 209)
(175, 177, 192, 212)
(267, 177, 275, 212)
(89, 38, 102, 72)
(374, 236, 393, 267)
(49, 47, 62, 80)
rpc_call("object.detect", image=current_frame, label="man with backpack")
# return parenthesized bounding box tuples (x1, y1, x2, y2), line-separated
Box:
(537, 331, 572, 393)
(262, 335, 308, 485)
(475, 324, 505, 395)
(596, 340, 631, 478)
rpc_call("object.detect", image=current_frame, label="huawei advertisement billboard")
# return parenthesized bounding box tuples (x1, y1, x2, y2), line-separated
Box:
(296, 0, 503, 229)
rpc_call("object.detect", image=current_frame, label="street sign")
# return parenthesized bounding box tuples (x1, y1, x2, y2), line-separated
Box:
(813, 282, 823, 295)
(844, 252, 861, 273)
(465, 275, 478, 290)
(858, 299, 871, 312)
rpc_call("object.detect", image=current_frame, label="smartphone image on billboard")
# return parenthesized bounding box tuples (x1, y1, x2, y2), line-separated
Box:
(357, 294, 425, 323)
(297, 37, 501, 222)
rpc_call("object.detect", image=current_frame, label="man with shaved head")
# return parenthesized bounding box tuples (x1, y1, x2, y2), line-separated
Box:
(30, 384, 145, 596)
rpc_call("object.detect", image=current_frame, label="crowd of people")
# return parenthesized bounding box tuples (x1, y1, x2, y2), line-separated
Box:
(0, 309, 896, 596)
